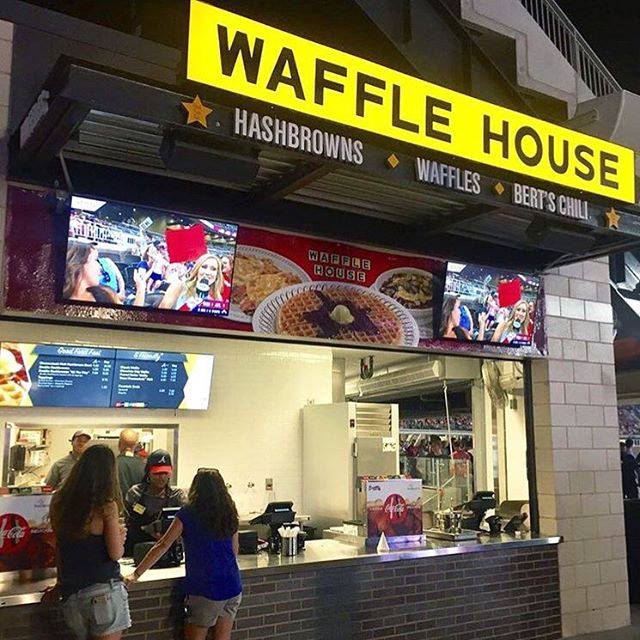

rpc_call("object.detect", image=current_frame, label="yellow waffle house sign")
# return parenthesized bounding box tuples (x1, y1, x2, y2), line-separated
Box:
(187, 0, 636, 204)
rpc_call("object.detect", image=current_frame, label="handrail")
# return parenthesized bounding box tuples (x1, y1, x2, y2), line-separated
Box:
(519, 0, 621, 97)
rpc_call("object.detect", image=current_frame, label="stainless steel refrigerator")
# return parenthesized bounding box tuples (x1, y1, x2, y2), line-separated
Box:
(302, 402, 399, 530)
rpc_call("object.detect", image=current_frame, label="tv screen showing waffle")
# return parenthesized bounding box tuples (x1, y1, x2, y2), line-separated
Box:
(0, 343, 214, 409)
(439, 262, 541, 347)
(63, 196, 238, 316)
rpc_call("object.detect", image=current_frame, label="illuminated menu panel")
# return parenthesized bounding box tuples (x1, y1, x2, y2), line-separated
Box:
(0, 343, 213, 409)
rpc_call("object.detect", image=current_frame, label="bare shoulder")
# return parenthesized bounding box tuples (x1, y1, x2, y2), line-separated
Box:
(102, 500, 119, 519)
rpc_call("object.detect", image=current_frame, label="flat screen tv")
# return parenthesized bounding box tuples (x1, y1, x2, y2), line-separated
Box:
(439, 262, 541, 347)
(0, 343, 214, 410)
(63, 196, 238, 316)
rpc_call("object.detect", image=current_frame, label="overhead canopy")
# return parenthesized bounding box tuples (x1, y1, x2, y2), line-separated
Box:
(10, 61, 640, 272)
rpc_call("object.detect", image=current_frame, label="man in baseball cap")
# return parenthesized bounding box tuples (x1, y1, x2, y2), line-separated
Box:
(45, 429, 92, 490)
(123, 449, 185, 555)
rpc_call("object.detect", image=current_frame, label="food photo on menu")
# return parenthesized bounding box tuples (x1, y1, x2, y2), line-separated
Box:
(439, 262, 541, 347)
(63, 196, 238, 315)
(228, 226, 444, 348)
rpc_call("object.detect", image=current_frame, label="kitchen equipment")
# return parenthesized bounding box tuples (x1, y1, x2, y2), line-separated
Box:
(425, 528, 478, 541)
(459, 491, 496, 530)
(250, 501, 297, 554)
(486, 515, 503, 536)
(434, 509, 462, 534)
(302, 402, 399, 530)
(504, 513, 528, 535)
(281, 535, 298, 557)
(238, 530, 258, 555)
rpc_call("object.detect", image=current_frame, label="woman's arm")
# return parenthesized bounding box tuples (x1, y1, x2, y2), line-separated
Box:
(103, 501, 126, 561)
(232, 532, 239, 557)
(491, 321, 506, 343)
(476, 312, 487, 342)
(127, 517, 183, 583)
(158, 281, 183, 310)
(132, 268, 149, 307)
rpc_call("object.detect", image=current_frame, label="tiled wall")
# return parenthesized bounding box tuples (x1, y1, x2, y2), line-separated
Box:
(1, 545, 561, 640)
(533, 259, 627, 637)
(0, 319, 334, 514)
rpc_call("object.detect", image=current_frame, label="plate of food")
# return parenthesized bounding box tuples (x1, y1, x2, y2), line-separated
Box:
(229, 246, 311, 323)
(252, 282, 420, 347)
(373, 268, 438, 338)
(0, 344, 31, 407)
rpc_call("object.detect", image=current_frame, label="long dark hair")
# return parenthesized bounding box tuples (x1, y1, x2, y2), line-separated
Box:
(187, 469, 238, 539)
(50, 445, 122, 540)
(440, 294, 460, 335)
(63, 243, 119, 304)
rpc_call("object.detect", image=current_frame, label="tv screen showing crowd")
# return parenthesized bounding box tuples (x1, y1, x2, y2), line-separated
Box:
(439, 262, 541, 347)
(63, 198, 542, 350)
(64, 197, 238, 316)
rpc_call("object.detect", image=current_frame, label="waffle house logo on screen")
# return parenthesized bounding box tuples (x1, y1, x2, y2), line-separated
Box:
(187, 1, 635, 204)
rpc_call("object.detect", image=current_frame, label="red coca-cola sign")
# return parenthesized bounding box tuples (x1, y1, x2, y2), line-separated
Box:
(384, 494, 408, 523)
(0, 514, 31, 555)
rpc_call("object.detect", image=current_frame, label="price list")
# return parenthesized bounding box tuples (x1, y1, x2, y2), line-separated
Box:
(28, 346, 115, 407)
(110, 350, 188, 408)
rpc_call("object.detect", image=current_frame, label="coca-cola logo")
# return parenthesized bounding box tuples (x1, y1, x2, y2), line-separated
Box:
(383, 494, 408, 523)
(0, 513, 31, 555)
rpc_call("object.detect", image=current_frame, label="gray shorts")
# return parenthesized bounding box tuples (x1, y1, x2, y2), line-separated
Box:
(185, 593, 242, 628)
(62, 580, 131, 640)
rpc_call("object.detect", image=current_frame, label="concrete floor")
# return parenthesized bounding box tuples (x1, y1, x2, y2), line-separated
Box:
(569, 606, 640, 639)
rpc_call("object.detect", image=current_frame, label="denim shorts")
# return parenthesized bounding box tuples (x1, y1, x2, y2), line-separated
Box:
(185, 593, 242, 628)
(62, 580, 131, 640)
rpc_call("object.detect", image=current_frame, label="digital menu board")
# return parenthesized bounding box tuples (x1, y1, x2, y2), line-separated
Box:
(0, 343, 213, 409)
(111, 350, 213, 409)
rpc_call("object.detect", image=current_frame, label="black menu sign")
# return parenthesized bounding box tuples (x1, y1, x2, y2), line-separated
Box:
(111, 350, 189, 408)
(27, 345, 115, 407)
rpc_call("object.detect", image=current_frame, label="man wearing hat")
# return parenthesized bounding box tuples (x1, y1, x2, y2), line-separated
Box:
(45, 429, 91, 490)
(123, 449, 185, 555)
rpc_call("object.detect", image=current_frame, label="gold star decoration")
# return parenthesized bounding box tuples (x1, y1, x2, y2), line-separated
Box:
(181, 95, 212, 128)
(604, 206, 620, 230)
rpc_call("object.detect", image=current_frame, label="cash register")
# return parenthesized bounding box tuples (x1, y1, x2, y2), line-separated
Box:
(133, 507, 184, 568)
(249, 501, 304, 554)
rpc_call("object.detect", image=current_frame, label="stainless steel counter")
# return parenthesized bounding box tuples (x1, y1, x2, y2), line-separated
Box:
(0, 533, 561, 607)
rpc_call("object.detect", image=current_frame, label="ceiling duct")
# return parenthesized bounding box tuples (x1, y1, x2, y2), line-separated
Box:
(346, 360, 444, 401)
(525, 218, 596, 254)
(159, 130, 259, 188)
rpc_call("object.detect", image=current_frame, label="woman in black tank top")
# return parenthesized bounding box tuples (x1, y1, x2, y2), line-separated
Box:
(49, 444, 131, 640)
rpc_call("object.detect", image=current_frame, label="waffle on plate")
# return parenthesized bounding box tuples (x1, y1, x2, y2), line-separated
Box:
(276, 285, 405, 345)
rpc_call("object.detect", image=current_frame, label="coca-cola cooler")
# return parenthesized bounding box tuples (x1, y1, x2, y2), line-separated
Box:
(302, 402, 399, 530)
(0, 494, 56, 573)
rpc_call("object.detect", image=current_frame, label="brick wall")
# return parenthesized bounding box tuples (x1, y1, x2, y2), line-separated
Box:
(533, 259, 627, 637)
(0, 545, 561, 640)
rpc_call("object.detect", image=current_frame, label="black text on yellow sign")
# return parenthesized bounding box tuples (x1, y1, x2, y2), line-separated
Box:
(187, 0, 636, 204)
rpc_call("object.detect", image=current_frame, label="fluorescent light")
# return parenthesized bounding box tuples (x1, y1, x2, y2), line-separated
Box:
(71, 196, 107, 212)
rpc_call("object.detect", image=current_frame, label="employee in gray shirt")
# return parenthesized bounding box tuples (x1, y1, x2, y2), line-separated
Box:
(117, 428, 146, 500)
(45, 429, 91, 489)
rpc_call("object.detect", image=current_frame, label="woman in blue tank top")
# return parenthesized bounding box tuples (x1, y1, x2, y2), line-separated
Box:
(128, 468, 242, 640)
(49, 444, 130, 640)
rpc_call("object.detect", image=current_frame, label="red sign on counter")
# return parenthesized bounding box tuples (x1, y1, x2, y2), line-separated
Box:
(365, 478, 423, 539)
(0, 495, 56, 572)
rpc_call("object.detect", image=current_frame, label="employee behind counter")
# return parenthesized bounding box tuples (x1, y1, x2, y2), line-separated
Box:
(124, 449, 185, 555)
